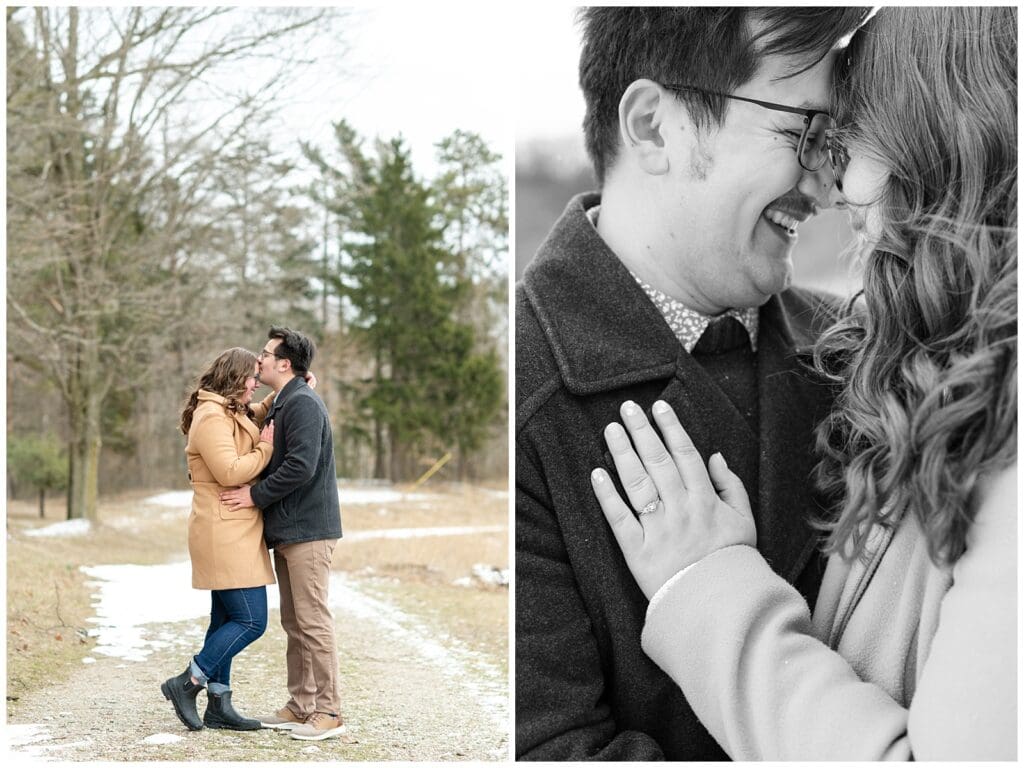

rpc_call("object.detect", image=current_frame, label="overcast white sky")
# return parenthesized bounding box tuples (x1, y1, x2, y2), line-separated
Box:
(265, 4, 586, 166)
(258, 5, 520, 177)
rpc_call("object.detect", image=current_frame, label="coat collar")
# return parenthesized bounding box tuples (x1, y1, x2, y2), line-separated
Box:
(266, 375, 306, 421)
(523, 193, 683, 396)
(197, 389, 229, 406)
(197, 389, 260, 443)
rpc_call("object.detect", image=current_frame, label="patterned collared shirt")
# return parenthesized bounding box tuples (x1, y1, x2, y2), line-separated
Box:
(632, 277, 759, 353)
(585, 205, 759, 352)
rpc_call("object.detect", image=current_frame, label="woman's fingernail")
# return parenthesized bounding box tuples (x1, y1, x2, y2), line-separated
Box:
(653, 400, 670, 414)
(622, 400, 639, 416)
(606, 422, 626, 441)
(592, 468, 607, 484)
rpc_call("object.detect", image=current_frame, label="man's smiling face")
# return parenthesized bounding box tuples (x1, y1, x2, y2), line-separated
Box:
(653, 49, 836, 312)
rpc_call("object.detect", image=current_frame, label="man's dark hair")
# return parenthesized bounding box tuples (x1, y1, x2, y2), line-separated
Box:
(577, 7, 870, 185)
(268, 326, 315, 376)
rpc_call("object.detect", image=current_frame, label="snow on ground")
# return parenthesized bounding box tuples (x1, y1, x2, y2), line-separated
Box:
(78, 561, 507, 733)
(454, 564, 510, 588)
(141, 733, 184, 745)
(23, 519, 91, 538)
(5, 724, 93, 760)
(345, 525, 505, 542)
(81, 562, 210, 662)
(140, 490, 193, 508)
(142, 486, 440, 510)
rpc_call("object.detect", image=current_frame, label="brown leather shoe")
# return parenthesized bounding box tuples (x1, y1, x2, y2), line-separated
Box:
(289, 711, 346, 741)
(258, 706, 306, 730)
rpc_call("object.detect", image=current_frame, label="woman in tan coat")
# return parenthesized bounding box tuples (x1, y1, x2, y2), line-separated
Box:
(161, 347, 276, 732)
(591, 7, 1016, 761)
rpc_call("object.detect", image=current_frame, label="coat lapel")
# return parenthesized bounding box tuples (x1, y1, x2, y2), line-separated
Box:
(657, 351, 760, 507)
(754, 297, 834, 583)
(234, 410, 260, 446)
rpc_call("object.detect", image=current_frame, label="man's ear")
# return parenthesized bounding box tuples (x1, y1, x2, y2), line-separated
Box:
(618, 79, 672, 176)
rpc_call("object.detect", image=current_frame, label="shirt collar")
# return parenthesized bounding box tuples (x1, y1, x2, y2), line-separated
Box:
(585, 205, 759, 352)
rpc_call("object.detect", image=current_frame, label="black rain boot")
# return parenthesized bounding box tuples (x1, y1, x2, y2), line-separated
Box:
(203, 689, 262, 731)
(161, 666, 205, 731)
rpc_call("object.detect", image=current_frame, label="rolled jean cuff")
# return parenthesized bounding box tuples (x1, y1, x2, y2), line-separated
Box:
(190, 657, 210, 686)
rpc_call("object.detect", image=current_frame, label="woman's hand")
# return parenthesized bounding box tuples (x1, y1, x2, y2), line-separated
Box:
(591, 400, 756, 600)
(304, 371, 318, 389)
(259, 420, 275, 444)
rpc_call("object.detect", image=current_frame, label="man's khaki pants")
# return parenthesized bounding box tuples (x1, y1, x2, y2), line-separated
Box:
(274, 539, 341, 717)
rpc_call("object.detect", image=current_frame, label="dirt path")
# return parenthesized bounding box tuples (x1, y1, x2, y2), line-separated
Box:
(8, 568, 508, 762)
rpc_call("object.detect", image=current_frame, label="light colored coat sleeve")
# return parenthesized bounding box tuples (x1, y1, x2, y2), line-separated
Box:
(191, 411, 273, 488)
(640, 464, 1017, 761)
(250, 392, 275, 426)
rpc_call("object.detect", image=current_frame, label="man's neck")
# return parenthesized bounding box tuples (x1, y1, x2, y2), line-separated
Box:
(595, 182, 724, 315)
(273, 374, 297, 395)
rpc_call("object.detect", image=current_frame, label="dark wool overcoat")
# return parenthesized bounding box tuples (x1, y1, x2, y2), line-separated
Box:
(251, 376, 342, 549)
(516, 193, 840, 760)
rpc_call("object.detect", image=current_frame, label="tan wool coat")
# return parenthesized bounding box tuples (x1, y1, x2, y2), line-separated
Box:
(186, 390, 276, 590)
(641, 463, 1017, 761)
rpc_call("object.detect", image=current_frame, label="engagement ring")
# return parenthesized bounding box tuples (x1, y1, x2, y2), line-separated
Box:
(639, 499, 660, 516)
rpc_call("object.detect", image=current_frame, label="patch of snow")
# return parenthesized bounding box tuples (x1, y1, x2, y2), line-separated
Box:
(81, 562, 211, 662)
(346, 525, 505, 542)
(142, 491, 192, 509)
(475, 564, 509, 586)
(453, 564, 509, 589)
(142, 485, 441, 510)
(24, 519, 91, 538)
(142, 733, 184, 745)
(339, 488, 436, 504)
(5, 725, 91, 759)
(6, 724, 49, 746)
(477, 488, 509, 499)
(81, 657, 96, 664)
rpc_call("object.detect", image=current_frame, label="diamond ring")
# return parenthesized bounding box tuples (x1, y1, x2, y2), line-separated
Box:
(639, 499, 661, 516)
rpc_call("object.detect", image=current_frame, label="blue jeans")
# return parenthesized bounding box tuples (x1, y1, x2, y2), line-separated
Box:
(191, 586, 267, 690)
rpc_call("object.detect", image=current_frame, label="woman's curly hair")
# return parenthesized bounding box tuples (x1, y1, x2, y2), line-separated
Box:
(180, 348, 258, 435)
(814, 6, 1017, 565)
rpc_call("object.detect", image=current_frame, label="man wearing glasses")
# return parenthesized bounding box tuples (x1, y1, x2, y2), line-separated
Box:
(221, 326, 345, 742)
(516, 7, 866, 760)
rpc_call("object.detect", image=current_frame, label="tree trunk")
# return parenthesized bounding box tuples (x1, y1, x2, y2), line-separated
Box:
(388, 426, 400, 482)
(66, 392, 103, 521)
(372, 347, 386, 479)
(39, 488, 46, 518)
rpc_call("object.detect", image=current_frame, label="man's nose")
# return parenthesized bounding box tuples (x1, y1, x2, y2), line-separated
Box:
(796, 164, 835, 210)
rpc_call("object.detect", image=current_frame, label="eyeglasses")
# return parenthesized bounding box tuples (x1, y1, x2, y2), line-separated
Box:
(257, 347, 284, 361)
(824, 130, 849, 193)
(661, 84, 835, 175)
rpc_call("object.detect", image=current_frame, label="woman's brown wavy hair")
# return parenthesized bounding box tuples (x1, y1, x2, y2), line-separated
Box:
(180, 348, 259, 435)
(813, 6, 1017, 565)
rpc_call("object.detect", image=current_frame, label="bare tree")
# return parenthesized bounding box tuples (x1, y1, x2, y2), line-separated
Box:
(6, 7, 339, 519)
